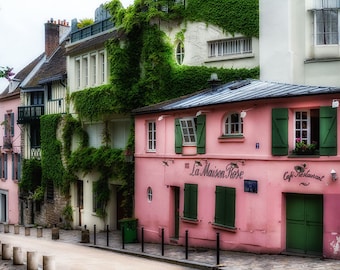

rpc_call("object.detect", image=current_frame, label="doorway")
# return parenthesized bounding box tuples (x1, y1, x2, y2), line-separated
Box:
(286, 193, 323, 256)
(0, 191, 8, 223)
(77, 180, 84, 227)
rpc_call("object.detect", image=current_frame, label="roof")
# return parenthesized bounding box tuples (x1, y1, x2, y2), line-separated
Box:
(132, 79, 340, 115)
(66, 29, 123, 56)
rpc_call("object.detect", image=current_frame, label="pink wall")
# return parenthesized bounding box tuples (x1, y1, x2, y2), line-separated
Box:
(134, 94, 340, 258)
(0, 95, 21, 224)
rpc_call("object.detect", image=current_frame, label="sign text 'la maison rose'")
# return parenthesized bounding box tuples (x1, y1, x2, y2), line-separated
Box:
(190, 162, 244, 180)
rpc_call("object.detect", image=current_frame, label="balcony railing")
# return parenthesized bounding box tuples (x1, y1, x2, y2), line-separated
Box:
(17, 105, 44, 124)
(3, 136, 12, 151)
(70, 18, 114, 43)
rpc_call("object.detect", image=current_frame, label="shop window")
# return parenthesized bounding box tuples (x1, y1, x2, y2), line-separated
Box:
(175, 115, 206, 154)
(214, 186, 235, 228)
(224, 113, 243, 136)
(272, 107, 337, 156)
(147, 121, 156, 152)
(183, 183, 198, 220)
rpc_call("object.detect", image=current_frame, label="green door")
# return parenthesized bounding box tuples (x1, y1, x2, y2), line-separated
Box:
(286, 194, 323, 255)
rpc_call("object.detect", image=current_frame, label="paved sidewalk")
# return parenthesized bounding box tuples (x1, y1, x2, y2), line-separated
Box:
(1, 224, 340, 269)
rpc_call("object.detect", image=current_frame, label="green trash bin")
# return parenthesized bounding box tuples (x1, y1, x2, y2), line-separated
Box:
(119, 218, 138, 243)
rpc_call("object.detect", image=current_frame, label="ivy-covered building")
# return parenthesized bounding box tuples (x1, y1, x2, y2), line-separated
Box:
(15, 19, 70, 226)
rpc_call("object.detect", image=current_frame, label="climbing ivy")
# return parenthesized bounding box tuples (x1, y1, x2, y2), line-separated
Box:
(19, 159, 42, 197)
(40, 114, 65, 188)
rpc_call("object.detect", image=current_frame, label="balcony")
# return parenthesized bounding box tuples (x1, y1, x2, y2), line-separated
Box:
(17, 105, 44, 124)
(70, 18, 114, 43)
(3, 136, 12, 151)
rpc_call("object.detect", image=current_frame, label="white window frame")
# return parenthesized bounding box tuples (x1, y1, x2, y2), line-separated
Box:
(147, 187, 153, 202)
(179, 117, 197, 146)
(208, 38, 252, 58)
(90, 53, 97, 86)
(147, 120, 156, 152)
(224, 113, 243, 135)
(82, 56, 89, 87)
(175, 41, 184, 65)
(294, 110, 311, 146)
(75, 58, 81, 89)
(314, 9, 339, 45)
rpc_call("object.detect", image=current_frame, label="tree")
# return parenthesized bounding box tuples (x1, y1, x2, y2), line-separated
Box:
(0, 66, 15, 80)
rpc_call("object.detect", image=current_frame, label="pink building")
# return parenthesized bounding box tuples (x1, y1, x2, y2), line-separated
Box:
(0, 80, 21, 224)
(134, 79, 340, 259)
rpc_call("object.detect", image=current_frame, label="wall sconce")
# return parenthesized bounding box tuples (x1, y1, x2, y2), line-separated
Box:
(331, 169, 337, 181)
(332, 99, 339, 108)
(195, 160, 202, 166)
(196, 110, 210, 117)
(240, 110, 247, 118)
(162, 159, 174, 166)
(294, 164, 306, 173)
(158, 115, 170, 121)
(230, 162, 239, 168)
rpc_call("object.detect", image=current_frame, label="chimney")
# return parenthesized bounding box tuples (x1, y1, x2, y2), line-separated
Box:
(45, 18, 70, 59)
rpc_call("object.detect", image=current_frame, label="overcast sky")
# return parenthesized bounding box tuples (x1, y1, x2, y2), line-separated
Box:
(0, 0, 134, 91)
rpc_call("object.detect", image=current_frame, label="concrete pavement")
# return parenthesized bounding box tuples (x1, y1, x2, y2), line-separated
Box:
(1, 224, 340, 269)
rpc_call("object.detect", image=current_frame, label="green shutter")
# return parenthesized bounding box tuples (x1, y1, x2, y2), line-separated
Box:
(215, 186, 235, 227)
(11, 113, 14, 136)
(175, 118, 182, 154)
(196, 115, 206, 154)
(272, 108, 288, 156)
(184, 183, 197, 219)
(319, 106, 337, 156)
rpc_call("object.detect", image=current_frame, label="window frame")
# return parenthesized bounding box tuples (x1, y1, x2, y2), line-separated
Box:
(179, 117, 197, 146)
(314, 9, 339, 45)
(175, 41, 184, 65)
(208, 37, 252, 58)
(147, 120, 156, 152)
(224, 112, 243, 136)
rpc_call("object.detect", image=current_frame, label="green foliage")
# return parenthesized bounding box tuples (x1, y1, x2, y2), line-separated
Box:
(71, 85, 118, 121)
(40, 114, 65, 188)
(62, 114, 89, 159)
(20, 159, 42, 194)
(77, 18, 94, 29)
(32, 186, 45, 201)
(185, 0, 259, 37)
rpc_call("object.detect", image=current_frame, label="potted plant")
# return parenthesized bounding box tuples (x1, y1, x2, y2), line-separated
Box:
(293, 138, 317, 155)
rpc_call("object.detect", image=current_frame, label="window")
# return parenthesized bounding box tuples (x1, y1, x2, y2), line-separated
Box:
(0, 154, 8, 179)
(75, 58, 81, 88)
(175, 42, 184, 65)
(214, 186, 236, 228)
(208, 38, 252, 58)
(272, 107, 336, 156)
(147, 121, 156, 152)
(91, 54, 97, 86)
(147, 187, 153, 202)
(224, 113, 243, 135)
(93, 182, 104, 213)
(4, 113, 14, 138)
(83, 57, 89, 87)
(314, 10, 339, 45)
(175, 115, 206, 154)
(183, 183, 198, 220)
(12, 153, 21, 181)
(30, 122, 41, 148)
(99, 51, 106, 84)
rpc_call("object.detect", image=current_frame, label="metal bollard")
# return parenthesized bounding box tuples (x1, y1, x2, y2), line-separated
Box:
(27, 251, 38, 270)
(216, 232, 220, 265)
(13, 247, 24, 265)
(43, 255, 56, 270)
(185, 230, 189, 260)
(25, 226, 31, 236)
(161, 228, 164, 256)
(141, 227, 144, 253)
(2, 243, 11, 260)
(37, 227, 43, 238)
(14, 224, 20, 234)
(106, 225, 109, 247)
(94, 225, 96, 245)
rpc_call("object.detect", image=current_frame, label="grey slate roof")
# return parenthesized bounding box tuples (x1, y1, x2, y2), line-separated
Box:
(132, 79, 340, 115)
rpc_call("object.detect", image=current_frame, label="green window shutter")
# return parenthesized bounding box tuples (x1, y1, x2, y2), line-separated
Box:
(319, 106, 337, 156)
(184, 183, 198, 219)
(272, 108, 288, 156)
(175, 118, 182, 154)
(11, 113, 14, 136)
(196, 115, 206, 154)
(215, 186, 235, 227)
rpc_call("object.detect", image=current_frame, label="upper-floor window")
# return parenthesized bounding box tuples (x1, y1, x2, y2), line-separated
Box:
(91, 54, 97, 86)
(147, 121, 156, 152)
(272, 107, 336, 156)
(208, 38, 252, 58)
(224, 113, 243, 136)
(4, 113, 14, 137)
(0, 154, 8, 180)
(12, 153, 21, 181)
(76, 58, 81, 88)
(314, 10, 339, 45)
(175, 115, 206, 154)
(176, 41, 184, 65)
